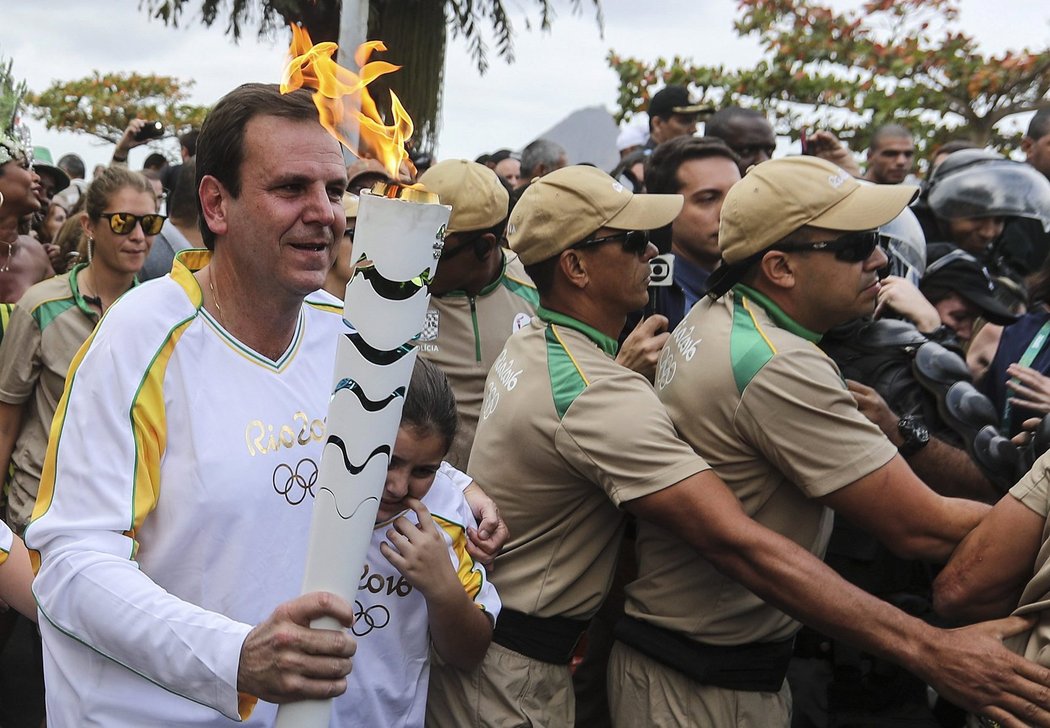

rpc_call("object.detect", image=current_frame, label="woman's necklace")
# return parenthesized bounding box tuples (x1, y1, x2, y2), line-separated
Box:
(79, 266, 104, 312)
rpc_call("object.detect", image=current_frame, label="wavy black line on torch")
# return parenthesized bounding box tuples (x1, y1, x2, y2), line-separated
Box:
(333, 379, 406, 412)
(324, 438, 391, 475)
(341, 329, 416, 365)
(317, 440, 390, 519)
(351, 259, 433, 301)
(316, 489, 381, 521)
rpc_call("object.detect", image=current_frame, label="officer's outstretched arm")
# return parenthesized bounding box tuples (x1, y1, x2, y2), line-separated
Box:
(818, 455, 989, 562)
(934, 493, 1043, 623)
(627, 471, 1050, 728)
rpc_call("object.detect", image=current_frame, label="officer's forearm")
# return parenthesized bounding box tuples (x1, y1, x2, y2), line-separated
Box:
(628, 472, 1050, 724)
(907, 437, 999, 503)
(628, 472, 948, 662)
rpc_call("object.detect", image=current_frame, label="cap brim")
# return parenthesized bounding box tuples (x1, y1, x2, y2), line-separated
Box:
(34, 163, 70, 193)
(672, 104, 715, 115)
(607, 193, 684, 232)
(958, 290, 1019, 326)
(811, 183, 919, 232)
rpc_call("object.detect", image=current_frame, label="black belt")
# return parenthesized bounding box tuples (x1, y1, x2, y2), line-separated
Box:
(614, 616, 794, 692)
(492, 608, 589, 665)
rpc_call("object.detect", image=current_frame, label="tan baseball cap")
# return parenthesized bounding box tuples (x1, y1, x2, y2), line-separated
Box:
(507, 165, 683, 265)
(418, 159, 509, 235)
(719, 156, 918, 264)
(346, 158, 393, 191)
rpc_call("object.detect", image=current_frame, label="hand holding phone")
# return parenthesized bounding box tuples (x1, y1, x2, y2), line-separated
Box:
(133, 121, 165, 142)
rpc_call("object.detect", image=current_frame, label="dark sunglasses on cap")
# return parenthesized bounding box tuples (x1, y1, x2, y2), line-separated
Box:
(775, 230, 888, 263)
(570, 230, 651, 257)
(101, 212, 166, 236)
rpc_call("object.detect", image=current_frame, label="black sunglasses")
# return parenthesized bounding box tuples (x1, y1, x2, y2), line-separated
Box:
(571, 230, 650, 256)
(101, 212, 166, 236)
(775, 230, 887, 263)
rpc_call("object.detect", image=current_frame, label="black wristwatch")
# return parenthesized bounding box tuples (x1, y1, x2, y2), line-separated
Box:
(897, 415, 930, 457)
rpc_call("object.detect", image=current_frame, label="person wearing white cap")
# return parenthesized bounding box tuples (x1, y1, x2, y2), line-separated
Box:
(607, 155, 1050, 727)
(616, 125, 648, 159)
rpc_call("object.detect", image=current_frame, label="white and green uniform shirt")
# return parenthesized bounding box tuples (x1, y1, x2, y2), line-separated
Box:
(468, 306, 708, 620)
(1000, 453, 1050, 665)
(643, 284, 897, 645)
(0, 264, 107, 532)
(27, 250, 346, 726)
(418, 251, 537, 469)
(335, 462, 500, 728)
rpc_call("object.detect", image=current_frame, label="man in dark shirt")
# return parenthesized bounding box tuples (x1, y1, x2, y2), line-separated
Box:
(642, 137, 741, 330)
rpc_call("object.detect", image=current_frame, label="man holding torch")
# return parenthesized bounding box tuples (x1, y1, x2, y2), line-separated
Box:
(26, 84, 359, 726)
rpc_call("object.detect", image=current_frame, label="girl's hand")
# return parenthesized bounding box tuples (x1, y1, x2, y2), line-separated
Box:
(380, 497, 458, 600)
(463, 482, 509, 568)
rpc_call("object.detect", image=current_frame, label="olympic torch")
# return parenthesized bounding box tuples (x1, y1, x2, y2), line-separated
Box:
(275, 183, 448, 728)
(274, 27, 451, 728)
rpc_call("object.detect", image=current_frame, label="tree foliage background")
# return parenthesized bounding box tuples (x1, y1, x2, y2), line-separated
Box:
(609, 0, 1050, 161)
(138, 0, 603, 153)
(27, 72, 209, 145)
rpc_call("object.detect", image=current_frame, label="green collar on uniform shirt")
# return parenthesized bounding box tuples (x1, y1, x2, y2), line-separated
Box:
(67, 262, 95, 318)
(536, 305, 619, 357)
(731, 283, 822, 343)
(68, 262, 139, 319)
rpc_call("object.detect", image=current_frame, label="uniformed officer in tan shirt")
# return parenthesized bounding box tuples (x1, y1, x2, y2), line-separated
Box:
(936, 454, 1050, 726)
(417, 159, 538, 468)
(609, 155, 1048, 727)
(426, 164, 1050, 728)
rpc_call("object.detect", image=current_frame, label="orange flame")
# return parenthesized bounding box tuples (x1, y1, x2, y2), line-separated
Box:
(281, 25, 413, 181)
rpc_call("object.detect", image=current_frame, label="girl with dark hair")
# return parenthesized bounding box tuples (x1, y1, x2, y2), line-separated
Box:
(332, 358, 500, 727)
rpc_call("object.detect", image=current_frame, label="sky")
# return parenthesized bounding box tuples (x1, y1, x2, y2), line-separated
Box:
(2, 0, 1048, 173)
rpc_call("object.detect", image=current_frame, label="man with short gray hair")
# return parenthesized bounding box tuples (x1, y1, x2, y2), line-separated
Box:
(519, 138, 567, 187)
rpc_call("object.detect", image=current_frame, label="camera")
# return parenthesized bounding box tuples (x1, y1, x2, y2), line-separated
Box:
(134, 121, 165, 142)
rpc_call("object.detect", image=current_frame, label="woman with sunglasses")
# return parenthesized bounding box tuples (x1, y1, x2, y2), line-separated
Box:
(0, 166, 160, 536)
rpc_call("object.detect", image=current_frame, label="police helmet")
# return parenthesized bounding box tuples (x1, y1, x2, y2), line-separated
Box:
(879, 205, 926, 285)
(927, 149, 1050, 230)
